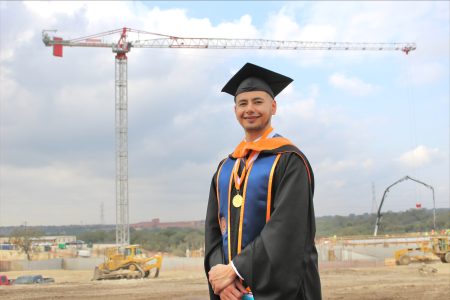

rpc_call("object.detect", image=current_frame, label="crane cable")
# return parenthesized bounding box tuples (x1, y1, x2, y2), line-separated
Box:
(404, 53, 422, 208)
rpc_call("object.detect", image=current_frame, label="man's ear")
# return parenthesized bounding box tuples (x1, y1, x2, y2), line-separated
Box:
(272, 99, 277, 115)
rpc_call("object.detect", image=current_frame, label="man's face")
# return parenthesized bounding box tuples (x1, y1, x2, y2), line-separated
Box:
(234, 90, 277, 136)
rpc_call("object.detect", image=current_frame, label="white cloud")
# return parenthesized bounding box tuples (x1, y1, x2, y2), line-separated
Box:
(128, 160, 216, 223)
(261, 9, 337, 64)
(404, 62, 446, 85)
(329, 73, 377, 96)
(316, 156, 376, 175)
(1, 70, 41, 128)
(265, 9, 337, 41)
(329, 179, 346, 189)
(1, 1, 448, 224)
(264, 10, 301, 40)
(0, 163, 114, 225)
(397, 145, 440, 168)
(214, 15, 259, 38)
(23, 1, 88, 18)
(0, 29, 34, 62)
(317, 158, 357, 173)
(278, 97, 316, 121)
(172, 102, 228, 127)
(140, 9, 258, 38)
(362, 159, 374, 170)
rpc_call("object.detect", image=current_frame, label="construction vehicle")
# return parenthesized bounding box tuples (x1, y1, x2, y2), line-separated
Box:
(13, 275, 55, 284)
(430, 236, 450, 263)
(394, 236, 450, 265)
(394, 243, 434, 265)
(0, 275, 11, 286)
(92, 245, 162, 280)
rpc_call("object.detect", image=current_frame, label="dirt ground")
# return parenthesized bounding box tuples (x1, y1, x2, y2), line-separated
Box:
(1, 262, 449, 299)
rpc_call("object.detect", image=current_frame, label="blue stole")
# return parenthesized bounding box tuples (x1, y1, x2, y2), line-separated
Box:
(216, 153, 280, 263)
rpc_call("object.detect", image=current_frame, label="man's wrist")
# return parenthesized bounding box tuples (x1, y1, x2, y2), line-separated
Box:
(230, 260, 244, 280)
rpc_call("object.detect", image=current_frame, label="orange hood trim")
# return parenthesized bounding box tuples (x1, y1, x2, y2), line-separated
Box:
(232, 137, 293, 158)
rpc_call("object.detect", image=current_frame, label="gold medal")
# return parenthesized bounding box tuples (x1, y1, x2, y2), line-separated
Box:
(232, 194, 243, 208)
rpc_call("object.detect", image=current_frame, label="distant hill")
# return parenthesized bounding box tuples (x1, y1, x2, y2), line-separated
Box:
(0, 224, 115, 237)
(1, 208, 448, 239)
(315, 208, 450, 237)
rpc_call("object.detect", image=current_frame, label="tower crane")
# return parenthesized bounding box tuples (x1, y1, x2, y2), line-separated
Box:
(42, 27, 416, 245)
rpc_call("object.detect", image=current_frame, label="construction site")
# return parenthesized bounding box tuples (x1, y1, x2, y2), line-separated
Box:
(1, 2, 449, 299)
(1, 232, 449, 299)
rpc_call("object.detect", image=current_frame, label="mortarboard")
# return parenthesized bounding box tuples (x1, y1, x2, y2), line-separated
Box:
(221, 63, 293, 98)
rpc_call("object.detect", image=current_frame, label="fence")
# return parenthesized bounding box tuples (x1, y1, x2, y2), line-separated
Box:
(0, 257, 204, 272)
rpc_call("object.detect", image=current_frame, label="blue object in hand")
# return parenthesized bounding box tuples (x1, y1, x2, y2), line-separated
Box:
(242, 294, 254, 300)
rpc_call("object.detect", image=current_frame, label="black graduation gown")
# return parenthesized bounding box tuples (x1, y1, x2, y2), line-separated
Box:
(204, 145, 322, 300)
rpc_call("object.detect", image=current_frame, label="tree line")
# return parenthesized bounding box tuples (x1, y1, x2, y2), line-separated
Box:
(4, 208, 449, 256)
(316, 208, 450, 237)
(78, 227, 204, 256)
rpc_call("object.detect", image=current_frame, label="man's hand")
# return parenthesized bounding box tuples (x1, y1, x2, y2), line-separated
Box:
(208, 263, 237, 294)
(219, 279, 248, 300)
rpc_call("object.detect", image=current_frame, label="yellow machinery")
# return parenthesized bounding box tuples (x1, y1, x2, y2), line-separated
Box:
(394, 236, 450, 265)
(431, 236, 450, 263)
(92, 245, 162, 280)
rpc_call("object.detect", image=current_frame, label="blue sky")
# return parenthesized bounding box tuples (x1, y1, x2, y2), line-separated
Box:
(0, 1, 448, 226)
(143, 1, 283, 27)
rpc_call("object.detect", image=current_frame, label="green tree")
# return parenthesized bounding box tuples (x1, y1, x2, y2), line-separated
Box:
(78, 229, 115, 244)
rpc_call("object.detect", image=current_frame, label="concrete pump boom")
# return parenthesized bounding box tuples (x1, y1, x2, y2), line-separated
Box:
(373, 176, 435, 236)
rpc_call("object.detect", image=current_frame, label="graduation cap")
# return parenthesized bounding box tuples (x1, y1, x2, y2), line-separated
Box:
(221, 62, 293, 98)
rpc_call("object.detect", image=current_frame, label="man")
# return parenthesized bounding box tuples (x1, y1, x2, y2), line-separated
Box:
(204, 63, 322, 300)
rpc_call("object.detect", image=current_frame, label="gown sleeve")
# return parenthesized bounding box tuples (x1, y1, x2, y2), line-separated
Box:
(204, 171, 224, 300)
(232, 152, 321, 299)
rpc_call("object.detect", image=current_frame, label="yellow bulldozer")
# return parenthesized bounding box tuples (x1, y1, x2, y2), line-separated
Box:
(92, 244, 162, 280)
(394, 236, 450, 265)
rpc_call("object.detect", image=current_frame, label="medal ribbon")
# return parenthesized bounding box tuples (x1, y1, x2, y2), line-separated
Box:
(232, 152, 257, 192)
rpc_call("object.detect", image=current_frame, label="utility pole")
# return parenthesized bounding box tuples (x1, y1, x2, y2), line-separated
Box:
(371, 182, 377, 214)
(100, 202, 105, 225)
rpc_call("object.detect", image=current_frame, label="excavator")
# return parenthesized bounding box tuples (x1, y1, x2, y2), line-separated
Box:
(92, 245, 162, 280)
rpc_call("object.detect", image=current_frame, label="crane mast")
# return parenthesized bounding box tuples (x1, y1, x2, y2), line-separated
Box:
(42, 27, 416, 245)
(113, 29, 130, 245)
